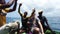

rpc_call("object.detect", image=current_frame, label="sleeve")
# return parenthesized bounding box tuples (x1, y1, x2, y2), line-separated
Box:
(4, 8, 11, 13)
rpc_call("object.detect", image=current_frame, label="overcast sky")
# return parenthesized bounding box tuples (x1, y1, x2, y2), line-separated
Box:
(6, 0, 60, 17)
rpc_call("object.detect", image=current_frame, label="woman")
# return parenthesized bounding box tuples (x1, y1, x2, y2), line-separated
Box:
(28, 9, 44, 34)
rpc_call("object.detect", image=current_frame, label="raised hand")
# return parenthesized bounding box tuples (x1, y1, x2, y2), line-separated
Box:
(19, 3, 22, 7)
(33, 8, 35, 12)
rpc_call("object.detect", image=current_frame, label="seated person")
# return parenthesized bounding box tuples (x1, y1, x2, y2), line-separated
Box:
(38, 10, 53, 33)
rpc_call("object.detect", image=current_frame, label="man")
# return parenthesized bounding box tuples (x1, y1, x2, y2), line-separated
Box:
(0, 0, 17, 27)
(18, 3, 35, 33)
(38, 10, 52, 33)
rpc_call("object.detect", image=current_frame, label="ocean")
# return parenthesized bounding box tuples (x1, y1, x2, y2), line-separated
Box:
(6, 17, 60, 32)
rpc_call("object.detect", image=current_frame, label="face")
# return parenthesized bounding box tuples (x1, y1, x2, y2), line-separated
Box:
(39, 11, 43, 16)
(24, 12, 27, 17)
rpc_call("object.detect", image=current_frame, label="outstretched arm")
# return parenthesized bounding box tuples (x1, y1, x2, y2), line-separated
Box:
(4, 0, 17, 13)
(0, 0, 14, 9)
(18, 3, 23, 17)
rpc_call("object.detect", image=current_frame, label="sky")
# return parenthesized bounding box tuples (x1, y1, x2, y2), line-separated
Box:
(6, 0, 60, 17)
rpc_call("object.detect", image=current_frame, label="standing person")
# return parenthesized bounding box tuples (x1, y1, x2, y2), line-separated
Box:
(0, 0, 17, 27)
(18, 3, 35, 33)
(38, 10, 53, 33)
(28, 9, 44, 34)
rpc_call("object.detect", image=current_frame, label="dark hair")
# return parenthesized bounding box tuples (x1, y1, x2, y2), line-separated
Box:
(38, 11, 43, 14)
(24, 11, 27, 15)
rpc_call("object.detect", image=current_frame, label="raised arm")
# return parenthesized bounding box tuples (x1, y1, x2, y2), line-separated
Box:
(0, 0, 14, 9)
(28, 8, 35, 18)
(31, 8, 35, 16)
(18, 3, 23, 17)
(4, 0, 17, 13)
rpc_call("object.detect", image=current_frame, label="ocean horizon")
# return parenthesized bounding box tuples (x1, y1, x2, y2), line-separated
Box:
(6, 17, 60, 32)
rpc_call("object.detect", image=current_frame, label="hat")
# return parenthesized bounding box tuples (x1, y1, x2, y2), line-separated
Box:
(38, 9, 43, 14)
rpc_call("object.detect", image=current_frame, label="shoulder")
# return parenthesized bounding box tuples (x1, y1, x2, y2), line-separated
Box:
(42, 16, 47, 21)
(42, 16, 46, 18)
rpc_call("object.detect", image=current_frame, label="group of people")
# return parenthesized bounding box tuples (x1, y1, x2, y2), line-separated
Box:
(0, 0, 54, 34)
(19, 4, 53, 34)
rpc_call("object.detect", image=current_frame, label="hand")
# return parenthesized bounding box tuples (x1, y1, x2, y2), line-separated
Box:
(33, 8, 35, 12)
(19, 3, 22, 7)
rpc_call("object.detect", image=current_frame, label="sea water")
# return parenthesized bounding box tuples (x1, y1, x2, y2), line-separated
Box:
(6, 17, 60, 32)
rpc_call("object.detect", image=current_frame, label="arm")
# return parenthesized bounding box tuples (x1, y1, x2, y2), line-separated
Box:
(45, 17, 50, 27)
(38, 20, 44, 34)
(28, 8, 35, 18)
(18, 3, 23, 17)
(4, 0, 17, 13)
(0, 0, 14, 9)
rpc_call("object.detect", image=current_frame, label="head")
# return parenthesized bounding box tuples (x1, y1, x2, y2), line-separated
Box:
(38, 10, 43, 16)
(24, 11, 28, 17)
(0, 0, 6, 4)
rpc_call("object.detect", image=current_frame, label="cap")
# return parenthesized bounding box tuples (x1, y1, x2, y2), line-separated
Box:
(38, 9, 43, 14)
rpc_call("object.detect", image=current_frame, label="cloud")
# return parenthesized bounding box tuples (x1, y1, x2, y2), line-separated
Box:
(6, 0, 60, 17)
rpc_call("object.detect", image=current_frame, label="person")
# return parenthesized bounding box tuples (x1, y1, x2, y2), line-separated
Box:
(28, 9, 44, 34)
(0, 21, 19, 34)
(38, 10, 53, 33)
(18, 3, 35, 33)
(0, 0, 17, 27)
(0, 0, 14, 9)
